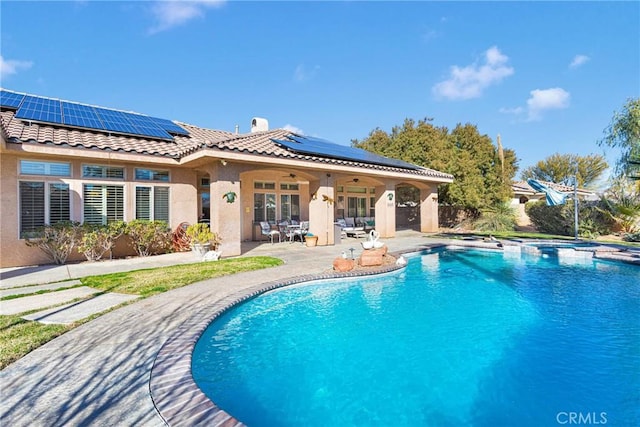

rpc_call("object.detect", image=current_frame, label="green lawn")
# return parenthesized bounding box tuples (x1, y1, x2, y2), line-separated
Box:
(0, 256, 283, 369)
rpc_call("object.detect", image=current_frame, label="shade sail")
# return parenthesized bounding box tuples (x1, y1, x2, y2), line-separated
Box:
(527, 179, 567, 206)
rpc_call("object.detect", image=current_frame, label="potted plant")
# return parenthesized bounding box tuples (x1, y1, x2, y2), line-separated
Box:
(305, 232, 318, 247)
(185, 223, 218, 256)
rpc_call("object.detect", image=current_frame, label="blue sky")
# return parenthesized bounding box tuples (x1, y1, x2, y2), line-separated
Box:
(1, 1, 638, 176)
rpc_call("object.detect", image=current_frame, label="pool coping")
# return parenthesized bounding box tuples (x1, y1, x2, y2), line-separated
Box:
(149, 249, 418, 426)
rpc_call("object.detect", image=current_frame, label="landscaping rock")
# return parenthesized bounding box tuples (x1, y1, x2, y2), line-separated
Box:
(333, 257, 355, 272)
(359, 246, 387, 267)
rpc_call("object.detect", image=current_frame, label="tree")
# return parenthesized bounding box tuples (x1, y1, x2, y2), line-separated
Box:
(599, 97, 640, 177)
(520, 153, 608, 188)
(352, 119, 518, 212)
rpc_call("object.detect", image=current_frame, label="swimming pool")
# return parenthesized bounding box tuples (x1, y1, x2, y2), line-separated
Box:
(192, 248, 640, 426)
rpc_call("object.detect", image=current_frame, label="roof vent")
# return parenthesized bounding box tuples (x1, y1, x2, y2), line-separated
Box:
(251, 117, 268, 133)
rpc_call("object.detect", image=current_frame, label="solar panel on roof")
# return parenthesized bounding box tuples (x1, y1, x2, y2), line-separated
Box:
(0, 90, 25, 109)
(94, 107, 142, 136)
(16, 95, 63, 123)
(274, 134, 422, 170)
(62, 102, 104, 129)
(125, 114, 173, 140)
(3, 89, 188, 141)
(150, 116, 189, 136)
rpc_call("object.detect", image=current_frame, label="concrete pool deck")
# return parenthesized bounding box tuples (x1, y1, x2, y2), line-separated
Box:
(1, 232, 638, 426)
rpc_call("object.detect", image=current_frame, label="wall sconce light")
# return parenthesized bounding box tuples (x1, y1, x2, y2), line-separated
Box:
(220, 159, 227, 166)
(387, 193, 394, 201)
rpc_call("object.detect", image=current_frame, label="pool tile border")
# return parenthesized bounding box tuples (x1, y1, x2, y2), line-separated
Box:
(149, 250, 416, 426)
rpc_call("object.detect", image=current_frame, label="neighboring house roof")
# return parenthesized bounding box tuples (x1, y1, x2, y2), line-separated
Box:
(512, 180, 598, 199)
(0, 108, 453, 181)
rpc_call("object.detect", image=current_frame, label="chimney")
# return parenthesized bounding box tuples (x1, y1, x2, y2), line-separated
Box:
(235, 124, 239, 135)
(250, 117, 269, 133)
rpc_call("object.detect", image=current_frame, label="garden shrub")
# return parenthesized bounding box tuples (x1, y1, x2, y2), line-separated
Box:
(77, 221, 125, 261)
(24, 221, 82, 265)
(473, 203, 517, 232)
(124, 220, 173, 257)
(526, 200, 615, 238)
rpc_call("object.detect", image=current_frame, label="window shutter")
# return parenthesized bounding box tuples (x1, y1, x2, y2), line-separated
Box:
(49, 183, 70, 224)
(20, 181, 45, 236)
(136, 187, 151, 220)
(154, 187, 169, 222)
(106, 185, 124, 223)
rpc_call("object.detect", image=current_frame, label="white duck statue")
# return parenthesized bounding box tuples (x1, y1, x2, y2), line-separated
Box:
(361, 229, 384, 250)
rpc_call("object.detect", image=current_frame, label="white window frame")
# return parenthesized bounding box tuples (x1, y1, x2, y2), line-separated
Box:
(18, 180, 71, 238)
(135, 168, 170, 182)
(20, 159, 71, 177)
(82, 184, 125, 225)
(135, 186, 170, 222)
(82, 164, 125, 180)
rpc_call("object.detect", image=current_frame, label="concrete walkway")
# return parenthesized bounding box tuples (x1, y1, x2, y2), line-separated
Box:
(0, 231, 437, 427)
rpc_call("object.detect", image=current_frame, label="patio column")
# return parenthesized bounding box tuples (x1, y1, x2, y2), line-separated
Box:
(308, 173, 335, 245)
(209, 162, 242, 256)
(420, 184, 439, 232)
(374, 183, 396, 238)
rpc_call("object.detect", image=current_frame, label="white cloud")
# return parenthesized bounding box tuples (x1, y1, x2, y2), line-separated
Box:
(499, 88, 570, 121)
(0, 55, 33, 78)
(569, 54, 590, 69)
(293, 64, 320, 82)
(148, 0, 225, 34)
(526, 87, 570, 121)
(283, 124, 304, 135)
(432, 46, 514, 100)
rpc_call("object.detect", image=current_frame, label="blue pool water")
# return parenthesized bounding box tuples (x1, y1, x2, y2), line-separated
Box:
(192, 249, 640, 426)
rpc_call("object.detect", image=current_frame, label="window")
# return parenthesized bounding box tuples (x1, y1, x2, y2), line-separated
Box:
(254, 181, 276, 190)
(82, 164, 124, 179)
(370, 197, 376, 217)
(20, 160, 71, 177)
(280, 183, 299, 191)
(83, 184, 124, 225)
(200, 177, 210, 187)
(136, 186, 169, 222)
(254, 193, 276, 223)
(347, 196, 367, 218)
(280, 194, 300, 221)
(19, 181, 70, 237)
(135, 168, 169, 182)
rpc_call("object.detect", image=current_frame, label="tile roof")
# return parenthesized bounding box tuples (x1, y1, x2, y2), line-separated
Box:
(1, 109, 453, 180)
(512, 180, 596, 197)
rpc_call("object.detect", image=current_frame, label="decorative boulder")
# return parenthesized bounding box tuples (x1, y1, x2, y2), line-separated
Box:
(359, 246, 387, 267)
(333, 257, 355, 272)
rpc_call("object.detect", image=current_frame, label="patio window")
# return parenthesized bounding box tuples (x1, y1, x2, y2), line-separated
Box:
(83, 184, 124, 225)
(19, 181, 70, 238)
(347, 196, 367, 218)
(254, 193, 276, 223)
(254, 181, 276, 190)
(135, 186, 169, 222)
(280, 194, 300, 221)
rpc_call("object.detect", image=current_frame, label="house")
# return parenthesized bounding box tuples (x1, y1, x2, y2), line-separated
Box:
(511, 180, 598, 226)
(0, 89, 453, 268)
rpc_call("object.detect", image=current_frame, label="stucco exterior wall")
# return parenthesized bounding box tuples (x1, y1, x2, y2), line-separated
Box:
(0, 152, 199, 268)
